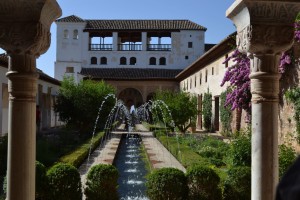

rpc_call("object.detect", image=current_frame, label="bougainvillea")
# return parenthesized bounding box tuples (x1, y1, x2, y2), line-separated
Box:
(220, 49, 251, 114)
(221, 18, 300, 119)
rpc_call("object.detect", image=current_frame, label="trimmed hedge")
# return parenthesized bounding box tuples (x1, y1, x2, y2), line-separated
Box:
(146, 167, 188, 200)
(85, 164, 119, 200)
(59, 132, 104, 168)
(186, 165, 222, 200)
(47, 163, 82, 200)
(156, 134, 210, 168)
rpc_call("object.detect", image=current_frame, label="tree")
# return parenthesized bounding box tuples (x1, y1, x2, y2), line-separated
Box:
(54, 77, 116, 133)
(153, 90, 197, 133)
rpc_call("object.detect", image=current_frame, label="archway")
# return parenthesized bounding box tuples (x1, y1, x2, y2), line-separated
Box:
(118, 88, 143, 108)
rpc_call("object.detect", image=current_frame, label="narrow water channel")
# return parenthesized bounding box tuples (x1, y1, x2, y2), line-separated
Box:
(114, 134, 149, 200)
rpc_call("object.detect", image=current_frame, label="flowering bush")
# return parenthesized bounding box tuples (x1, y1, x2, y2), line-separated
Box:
(221, 49, 251, 114)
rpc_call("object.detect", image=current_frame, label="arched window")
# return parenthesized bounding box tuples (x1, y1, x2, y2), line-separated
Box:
(100, 57, 107, 65)
(159, 57, 166, 65)
(63, 29, 69, 39)
(91, 57, 97, 65)
(149, 57, 156, 65)
(73, 29, 79, 39)
(120, 57, 127, 65)
(130, 57, 137, 65)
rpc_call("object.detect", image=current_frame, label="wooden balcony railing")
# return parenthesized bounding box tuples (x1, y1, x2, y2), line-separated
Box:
(89, 44, 113, 51)
(118, 44, 142, 51)
(147, 44, 171, 51)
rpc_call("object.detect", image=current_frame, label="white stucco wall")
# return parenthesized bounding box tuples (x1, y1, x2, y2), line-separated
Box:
(55, 21, 205, 81)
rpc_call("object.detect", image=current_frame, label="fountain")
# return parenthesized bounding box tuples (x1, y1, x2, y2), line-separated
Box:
(80, 96, 185, 199)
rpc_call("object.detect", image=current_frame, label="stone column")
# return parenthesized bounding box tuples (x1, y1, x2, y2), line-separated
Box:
(113, 32, 119, 51)
(142, 32, 148, 51)
(0, 1, 61, 200)
(226, 1, 300, 200)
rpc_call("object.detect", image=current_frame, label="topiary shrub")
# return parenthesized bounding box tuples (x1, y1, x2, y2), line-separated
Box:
(223, 166, 251, 200)
(146, 167, 188, 200)
(186, 165, 222, 200)
(36, 161, 47, 200)
(46, 163, 82, 200)
(279, 144, 297, 179)
(84, 164, 119, 200)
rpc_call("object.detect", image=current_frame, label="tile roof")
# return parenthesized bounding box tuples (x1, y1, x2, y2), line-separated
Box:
(80, 68, 182, 80)
(56, 15, 85, 23)
(56, 15, 207, 31)
(0, 54, 60, 85)
(85, 20, 206, 31)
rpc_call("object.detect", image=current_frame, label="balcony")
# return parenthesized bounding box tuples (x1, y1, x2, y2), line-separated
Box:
(147, 44, 171, 51)
(88, 43, 172, 51)
(89, 44, 113, 51)
(118, 44, 142, 51)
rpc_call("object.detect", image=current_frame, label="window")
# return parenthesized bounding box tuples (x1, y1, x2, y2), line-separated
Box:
(188, 42, 193, 48)
(159, 57, 166, 65)
(185, 56, 189, 60)
(120, 57, 127, 65)
(199, 73, 202, 85)
(194, 76, 196, 87)
(149, 57, 156, 65)
(212, 67, 214, 75)
(66, 67, 74, 73)
(130, 57, 137, 65)
(205, 70, 208, 82)
(63, 29, 69, 39)
(100, 57, 107, 65)
(73, 29, 79, 39)
(91, 57, 97, 64)
(190, 78, 192, 89)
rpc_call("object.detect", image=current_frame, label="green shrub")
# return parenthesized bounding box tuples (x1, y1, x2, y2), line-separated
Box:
(196, 136, 229, 167)
(59, 132, 104, 168)
(279, 144, 297, 179)
(203, 91, 212, 131)
(156, 134, 210, 168)
(223, 166, 251, 200)
(220, 90, 232, 136)
(146, 167, 188, 200)
(47, 163, 82, 200)
(186, 165, 222, 200)
(230, 135, 251, 167)
(84, 164, 119, 200)
(36, 161, 47, 200)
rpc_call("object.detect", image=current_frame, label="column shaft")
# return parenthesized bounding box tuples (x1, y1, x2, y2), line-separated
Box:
(250, 54, 280, 200)
(6, 54, 38, 200)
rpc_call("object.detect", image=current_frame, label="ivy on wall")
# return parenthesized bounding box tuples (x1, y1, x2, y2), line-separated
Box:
(202, 89, 212, 131)
(285, 88, 300, 143)
(220, 90, 232, 135)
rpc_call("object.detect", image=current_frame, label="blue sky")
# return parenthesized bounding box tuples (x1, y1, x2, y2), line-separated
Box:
(1, 0, 236, 77)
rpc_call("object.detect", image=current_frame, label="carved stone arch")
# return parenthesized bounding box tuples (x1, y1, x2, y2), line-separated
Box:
(118, 88, 144, 108)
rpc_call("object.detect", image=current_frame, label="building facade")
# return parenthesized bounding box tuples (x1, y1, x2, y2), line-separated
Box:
(0, 54, 63, 136)
(54, 15, 207, 106)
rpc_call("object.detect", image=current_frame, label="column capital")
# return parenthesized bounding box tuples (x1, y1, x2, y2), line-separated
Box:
(226, 0, 300, 54)
(0, 0, 62, 57)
